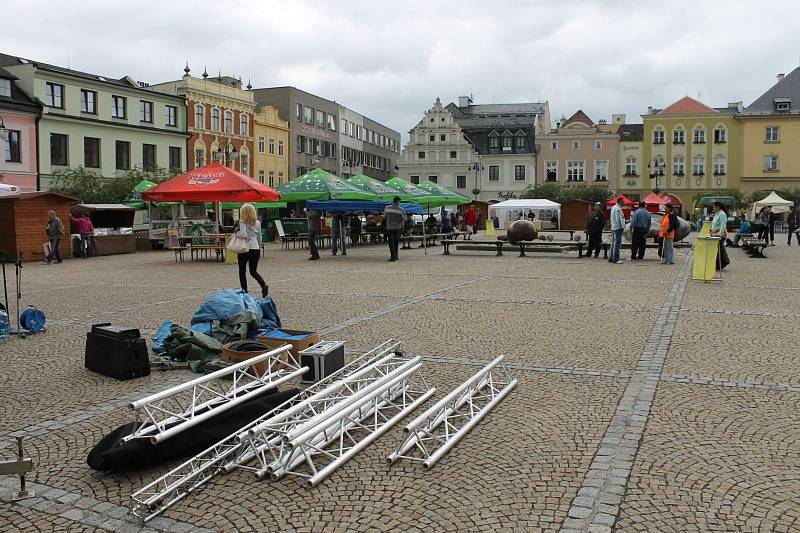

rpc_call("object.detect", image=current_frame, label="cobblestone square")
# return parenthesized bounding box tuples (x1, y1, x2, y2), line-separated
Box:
(1, 241, 798, 532)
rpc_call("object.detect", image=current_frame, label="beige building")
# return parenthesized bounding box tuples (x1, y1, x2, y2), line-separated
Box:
(537, 110, 619, 191)
(253, 105, 289, 188)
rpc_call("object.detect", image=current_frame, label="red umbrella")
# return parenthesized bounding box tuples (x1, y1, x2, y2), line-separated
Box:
(142, 163, 280, 202)
(607, 194, 634, 207)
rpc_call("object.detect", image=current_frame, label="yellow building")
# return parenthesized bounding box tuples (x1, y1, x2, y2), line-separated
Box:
(253, 105, 289, 188)
(642, 96, 743, 211)
(616, 124, 644, 201)
(738, 68, 800, 195)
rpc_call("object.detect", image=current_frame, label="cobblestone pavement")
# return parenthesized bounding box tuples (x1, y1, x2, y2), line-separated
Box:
(0, 238, 798, 532)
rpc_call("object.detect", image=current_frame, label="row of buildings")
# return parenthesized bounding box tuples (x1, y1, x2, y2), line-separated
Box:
(397, 68, 800, 208)
(0, 54, 401, 192)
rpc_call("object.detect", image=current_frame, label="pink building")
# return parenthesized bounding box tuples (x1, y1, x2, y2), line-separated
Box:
(1, 67, 41, 192)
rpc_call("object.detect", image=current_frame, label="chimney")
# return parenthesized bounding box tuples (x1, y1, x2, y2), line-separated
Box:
(612, 113, 626, 124)
(728, 101, 743, 112)
(777, 73, 786, 82)
(647, 106, 654, 115)
(458, 95, 473, 108)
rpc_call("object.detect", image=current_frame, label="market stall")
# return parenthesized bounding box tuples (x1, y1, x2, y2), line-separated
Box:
(70, 204, 136, 256)
(488, 199, 561, 229)
(0, 191, 76, 261)
(751, 191, 793, 217)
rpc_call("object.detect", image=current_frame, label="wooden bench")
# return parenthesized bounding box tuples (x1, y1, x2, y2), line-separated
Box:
(740, 238, 768, 258)
(165, 230, 187, 263)
(401, 232, 464, 249)
(598, 241, 692, 259)
(442, 239, 586, 257)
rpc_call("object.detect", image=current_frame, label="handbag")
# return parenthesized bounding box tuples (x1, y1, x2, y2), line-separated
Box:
(227, 234, 249, 254)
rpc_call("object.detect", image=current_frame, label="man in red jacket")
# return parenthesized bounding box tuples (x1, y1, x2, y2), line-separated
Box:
(464, 206, 478, 240)
(70, 213, 94, 258)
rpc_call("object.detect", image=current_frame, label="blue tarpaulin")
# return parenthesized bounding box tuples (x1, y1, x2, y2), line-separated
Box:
(306, 200, 423, 214)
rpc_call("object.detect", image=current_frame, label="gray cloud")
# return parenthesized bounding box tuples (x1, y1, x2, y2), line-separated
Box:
(2, 0, 799, 142)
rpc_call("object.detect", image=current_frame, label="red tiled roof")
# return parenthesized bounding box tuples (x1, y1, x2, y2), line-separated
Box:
(561, 109, 594, 127)
(657, 96, 718, 115)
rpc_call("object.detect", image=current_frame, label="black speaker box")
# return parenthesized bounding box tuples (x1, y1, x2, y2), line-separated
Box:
(85, 323, 150, 380)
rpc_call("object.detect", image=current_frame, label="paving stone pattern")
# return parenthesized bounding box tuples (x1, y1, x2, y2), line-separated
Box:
(0, 239, 798, 531)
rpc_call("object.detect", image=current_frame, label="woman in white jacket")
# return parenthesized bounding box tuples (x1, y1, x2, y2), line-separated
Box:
(236, 203, 268, 297)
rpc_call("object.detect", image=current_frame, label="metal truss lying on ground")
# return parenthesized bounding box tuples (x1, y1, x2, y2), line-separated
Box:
(129, 340, 403, 523)
(387, 355, 516, 469)
(123, 345, 304, 444)
(237, 354, 433, 486)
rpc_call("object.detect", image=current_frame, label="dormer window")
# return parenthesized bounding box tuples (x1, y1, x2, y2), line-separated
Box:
(488, 130, 500, 149)
(502, 130, 512, 149)
(774, 98, 791, 111)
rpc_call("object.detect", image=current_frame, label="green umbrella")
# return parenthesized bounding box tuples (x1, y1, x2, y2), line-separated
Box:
(416, 181, 472, 207)
(220, 201, 287, 209)
(124, 179, 158, 208)
(346, 174, 408, 201)
(277, 168, 376, 202)
(385, 177, 440, 205)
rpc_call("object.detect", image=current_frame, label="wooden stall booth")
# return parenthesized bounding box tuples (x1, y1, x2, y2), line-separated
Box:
(559, 200, 595, 230)
(0, 191, 76, 262)
(70, 204, 136, 256)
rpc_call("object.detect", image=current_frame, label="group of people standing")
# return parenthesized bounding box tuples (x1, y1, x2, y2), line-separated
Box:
(42, 210, 94, 264)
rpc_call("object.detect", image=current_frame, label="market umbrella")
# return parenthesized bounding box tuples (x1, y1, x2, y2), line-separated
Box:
(384, 178, 438, 204)
(346, 174, 408, 201)
(415, 181, 472, 208)
(124, 179, 158, 208)
(142, 163, 280, 203)
(607, 194, 634, 208)
(277, 169, 375, 202)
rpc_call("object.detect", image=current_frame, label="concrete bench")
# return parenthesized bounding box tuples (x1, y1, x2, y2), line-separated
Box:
(442, 239, 586, 258)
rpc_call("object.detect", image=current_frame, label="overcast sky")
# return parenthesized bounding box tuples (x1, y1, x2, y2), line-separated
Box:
(3, 0, 799, 141)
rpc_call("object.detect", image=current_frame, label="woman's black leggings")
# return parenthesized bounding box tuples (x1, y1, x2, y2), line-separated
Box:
(237, 249, 266, 293)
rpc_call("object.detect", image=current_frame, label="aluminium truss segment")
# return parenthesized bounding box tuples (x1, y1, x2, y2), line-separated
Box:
(124, 345, 303, 444)
(129, 339, 402, 522)
(387, 355, 517, 469)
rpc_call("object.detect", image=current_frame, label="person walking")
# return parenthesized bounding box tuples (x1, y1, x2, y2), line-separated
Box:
(44, 210, 64, 264)
(758, 206, 771, 245)
(331, 212, 347, 256)
(787, 204, 800, 246)
(306, 207, 321, 260)
(441, 209, 452, 233)
(659, 203, 678, 265)
(235, 204, 268, 297)
(464, 206, 477, 239)
(609, 198, 626, 264)
(384, 196, 405, 262)
(630, 201, 651, 261)
(69, 213, 94, 258)
(768, 206, 776, 246)
(710, 201, 730, 270)
(585, 202, 605, 258)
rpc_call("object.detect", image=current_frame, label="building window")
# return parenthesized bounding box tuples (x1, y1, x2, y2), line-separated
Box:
(139, 101, 153, 123)
(83, 137, 100, 168)
(567, 160, 585, 181)
(268, 171, 274, 187)
(116, 140, 131, 170)
(314, 139, 322, 156)
(315, 110, 324, 127)
(296, 135, 303, 153)
(4, 130, 20, 162)
(693, 128, 706, 144)
(269, 138, 275, 155)
(258, 170, 265, 183)
(449, 151, 457, 159)
(546, 160, 558, 182)
(296, 104, 302, 122)
(456, 175, 467, 189)
(143, 144, 157, 171)
(692, 156, 705, 175)
(240, 114, 249, 136)
(45, 82, 64, 108)
(0, 78, 10, 97)
(503, 135, 513, 149)
(410, 175, 420, 184)
(672, 128, 684, 144)
(594, 160, 608, 182)
(195, 149, 204, 168)
(515, 165, 526, 181)
(278, 171, 284, 184)
(488, 165, 500, 181)
(594, 140, 602, 150)
(50, 133, 68, 166)
(489, 136, 499, 149)
(429, 176, 438, 183)
(713, 127, 726, 143)
(653, 129, 664, 144)
(278, 140, 284, 156)
(341, 117, 347, 132)
(765, 127, 779, 142)
(418, 151, 426, 159)
(195, 105, 205, 129)
(551, 141, 558, 150)
(258, 137, 265, 154)
(211, 108, 220, 131)
(625, 157, 638, 176)
(440, 134, 446, 141)
(303, 106, 313, 124)
(713, 156, 726, 175)
(328, 114, 336, 131)
(165, 105, 177, 127)
(80, 89, 97, 114)
(516, 133, 525, 148)
(224, 111, 233, 133)
(169, 146, 181, 170)
(112, 95, 126, 118)
(672, 156, 684, 176)
(240, 154, 249, 175)
(763, 155, 779, 171)
(429, 134, 435, 142)
(572, 141, 580, 150)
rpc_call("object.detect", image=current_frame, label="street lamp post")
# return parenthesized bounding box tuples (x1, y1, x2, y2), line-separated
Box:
(469, 161, 484, 199)
(648, 156, 665, 194)
(213, 139, 239, 167)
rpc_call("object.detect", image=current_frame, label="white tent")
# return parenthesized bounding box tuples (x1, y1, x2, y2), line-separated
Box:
(751, 191, 794, 217)
(488, 199, 561, 229)
(0, 183, 21, 198)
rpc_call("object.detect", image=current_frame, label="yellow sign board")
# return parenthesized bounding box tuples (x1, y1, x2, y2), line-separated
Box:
(485, 219, 495, 236)
(692, 237, 719, 281)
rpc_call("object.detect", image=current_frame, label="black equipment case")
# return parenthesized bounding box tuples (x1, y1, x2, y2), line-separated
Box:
(85, 323, 150, 380)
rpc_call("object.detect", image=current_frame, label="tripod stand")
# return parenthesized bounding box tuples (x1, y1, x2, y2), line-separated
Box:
(1, 251, 28, 338)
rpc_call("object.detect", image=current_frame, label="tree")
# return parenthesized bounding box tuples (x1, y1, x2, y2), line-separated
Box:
(520, 183, 613, 204)
(49, 165, 179, 204)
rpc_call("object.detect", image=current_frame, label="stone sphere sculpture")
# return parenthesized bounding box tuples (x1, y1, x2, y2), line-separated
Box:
(506, 220, 538, 244)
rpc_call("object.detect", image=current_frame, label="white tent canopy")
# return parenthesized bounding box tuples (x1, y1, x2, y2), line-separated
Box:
(0, 183, 21, 198)
(752, 191, 794, 217)
(488, 199, 561, 229)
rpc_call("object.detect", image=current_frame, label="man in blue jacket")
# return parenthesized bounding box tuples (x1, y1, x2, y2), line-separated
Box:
(609, 198, 626, 264)
(630, 201, 651, 261)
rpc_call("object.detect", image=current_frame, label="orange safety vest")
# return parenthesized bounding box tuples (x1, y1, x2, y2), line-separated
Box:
(659, 213, 674, 239)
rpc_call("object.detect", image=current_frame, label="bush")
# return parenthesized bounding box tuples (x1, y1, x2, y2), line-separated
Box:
(49, 165, 179, 204)
(520, 184, 613, 204)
